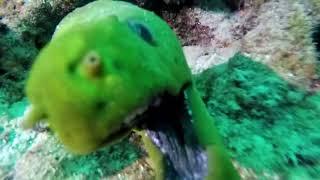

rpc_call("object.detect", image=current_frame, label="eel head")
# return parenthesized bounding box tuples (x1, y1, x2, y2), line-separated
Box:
(23, 15, 191, 154)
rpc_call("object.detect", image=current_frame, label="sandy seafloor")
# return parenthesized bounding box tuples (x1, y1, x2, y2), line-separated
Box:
(0, 0, 320, 179)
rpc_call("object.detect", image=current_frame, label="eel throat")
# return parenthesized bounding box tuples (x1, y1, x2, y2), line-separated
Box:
(142, 92, 209, 179)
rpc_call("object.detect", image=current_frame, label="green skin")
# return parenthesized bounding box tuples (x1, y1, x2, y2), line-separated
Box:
(23, 1, 240, 179)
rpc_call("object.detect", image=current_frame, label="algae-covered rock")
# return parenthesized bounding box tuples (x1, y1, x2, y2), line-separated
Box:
(0, 0, 319, 179)
(0, 101, 148, 180)
(195, 53, 320, 178)
(0, 110, 147, 179)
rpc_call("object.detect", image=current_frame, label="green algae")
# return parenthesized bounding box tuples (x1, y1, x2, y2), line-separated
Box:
(7, 99, 28, 119)
(56, 139, 141, 179)
(195, 53, 320, 178)
(0, 126, 4, 134)
(0, 89, 28, 119)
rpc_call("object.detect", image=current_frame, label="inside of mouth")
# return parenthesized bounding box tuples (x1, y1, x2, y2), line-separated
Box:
(140, 92, 209, 179)
(100, 104, 151, 146)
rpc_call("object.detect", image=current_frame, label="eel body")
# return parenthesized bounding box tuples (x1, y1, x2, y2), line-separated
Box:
(23, 1, 240, 179)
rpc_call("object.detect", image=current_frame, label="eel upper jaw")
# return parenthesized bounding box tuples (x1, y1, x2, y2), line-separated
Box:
(23, 99, 162, 147)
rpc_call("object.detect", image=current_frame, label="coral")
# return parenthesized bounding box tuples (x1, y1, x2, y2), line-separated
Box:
(195, 54, 320, 178)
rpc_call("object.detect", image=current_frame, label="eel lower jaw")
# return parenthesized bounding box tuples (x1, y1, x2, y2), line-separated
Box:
(100, 97, 162, 146)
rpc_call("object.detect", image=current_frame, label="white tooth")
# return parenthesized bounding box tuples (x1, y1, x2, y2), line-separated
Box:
(136, 106, 147, 115)
(153, 98, 161, 107)
(123, 105, 148, 125)
(124, 114, 135, 125)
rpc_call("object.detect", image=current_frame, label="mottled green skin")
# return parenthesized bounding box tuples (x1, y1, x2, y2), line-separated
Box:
(24, 1, 239, 179)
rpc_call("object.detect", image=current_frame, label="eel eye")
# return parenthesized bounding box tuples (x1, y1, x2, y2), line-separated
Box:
(127, 20, 157, 46)
(81, 51, 102, 78)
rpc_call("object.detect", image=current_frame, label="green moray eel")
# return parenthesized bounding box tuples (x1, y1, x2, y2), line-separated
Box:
(23, 0, 240, 179)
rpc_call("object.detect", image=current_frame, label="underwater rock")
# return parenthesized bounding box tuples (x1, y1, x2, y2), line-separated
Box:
(1, 0, 318, 105)
(307, 0, 320, 22)
(225, 0, 244, 10)
(0, 0, 319, 179)
(241, 0, 318, 88)
(136, 0, 189, 5)
(173, 0, 319, 90)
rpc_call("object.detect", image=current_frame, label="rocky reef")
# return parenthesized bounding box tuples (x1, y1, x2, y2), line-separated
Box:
(0, 0, 319, 179)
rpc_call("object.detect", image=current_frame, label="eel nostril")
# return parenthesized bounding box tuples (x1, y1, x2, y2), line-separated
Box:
(82, 51, 103, 78)
(87, 54, 99, 64)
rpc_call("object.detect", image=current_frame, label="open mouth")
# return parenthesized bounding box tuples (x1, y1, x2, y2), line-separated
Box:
(100, 97, 162, 146)
(142, 92, 209, 179)
(97, 92, 208, 179)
